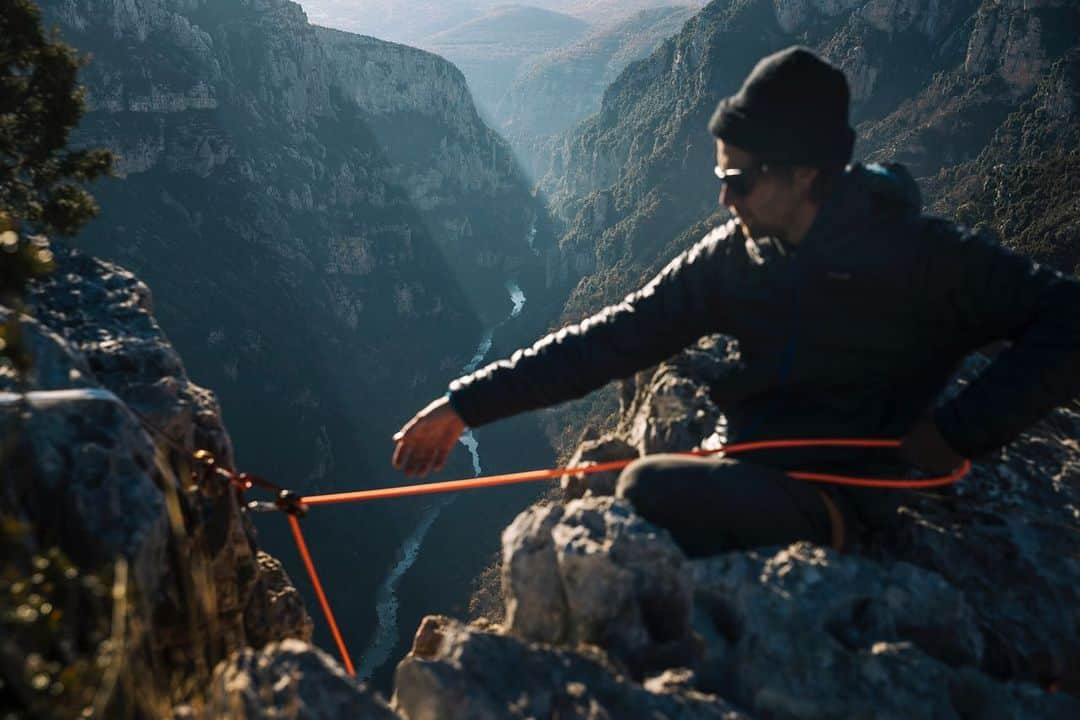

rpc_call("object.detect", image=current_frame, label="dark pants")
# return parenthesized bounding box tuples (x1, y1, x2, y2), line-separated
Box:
(616, 455, 854, 557)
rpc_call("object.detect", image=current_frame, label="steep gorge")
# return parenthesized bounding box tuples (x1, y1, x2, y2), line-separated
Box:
(7, 0, 1080, 715)
(39, 0, 558, 689)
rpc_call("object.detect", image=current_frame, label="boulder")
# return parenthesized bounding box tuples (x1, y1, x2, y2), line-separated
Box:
(691, 542, 1078, 718)
(502, 497, 695, 675)
(245, 551, 315, 648)
(208, 639, 399, 719)
(561, 434, 638, 499)
(393, 615, 749, 720)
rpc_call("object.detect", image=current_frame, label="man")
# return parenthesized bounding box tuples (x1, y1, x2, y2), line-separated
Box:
(391, 46, 1080, 554)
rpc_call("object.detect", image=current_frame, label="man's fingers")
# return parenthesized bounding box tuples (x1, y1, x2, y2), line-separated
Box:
(431, 428, 460, 473)
(432, 446, 450, 473)
(394, 442, 414, 473)
(417, 452, 437, 478)
(407, 451, 433, 478)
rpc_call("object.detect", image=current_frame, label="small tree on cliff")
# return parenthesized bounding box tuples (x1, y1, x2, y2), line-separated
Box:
(0, 0, 113, 375)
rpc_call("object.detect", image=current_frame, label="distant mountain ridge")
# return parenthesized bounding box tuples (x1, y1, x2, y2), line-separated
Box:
(418, 5, 592, 123)
(424, 4, 589, 45)
(496, 5, 698, 179)
(298, 0, 707, 44)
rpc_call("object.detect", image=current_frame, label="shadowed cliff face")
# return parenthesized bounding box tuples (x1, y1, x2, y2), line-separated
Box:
(37, 0, 557, 685)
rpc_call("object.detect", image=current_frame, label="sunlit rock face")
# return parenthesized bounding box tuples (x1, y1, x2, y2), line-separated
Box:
(315, 25, 542, 286)
(2, 247, 332, 711)
(393, 614, 750, 719)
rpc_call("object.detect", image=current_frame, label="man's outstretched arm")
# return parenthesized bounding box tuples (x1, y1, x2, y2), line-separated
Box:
(392, 223, 741, 476)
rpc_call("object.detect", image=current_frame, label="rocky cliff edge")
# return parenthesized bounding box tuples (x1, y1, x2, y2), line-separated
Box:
(392, 335, 1080, 718)
(1, 247, 397, 718)
(4, 257, 1079, 719)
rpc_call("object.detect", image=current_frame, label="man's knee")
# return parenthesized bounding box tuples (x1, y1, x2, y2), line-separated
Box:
(616, 456, 678, 513)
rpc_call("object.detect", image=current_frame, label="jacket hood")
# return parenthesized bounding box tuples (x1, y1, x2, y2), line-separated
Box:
(804, 161, 922, 247)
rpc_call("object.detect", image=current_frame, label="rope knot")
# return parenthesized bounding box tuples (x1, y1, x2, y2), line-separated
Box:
(274, 489, 309, 518)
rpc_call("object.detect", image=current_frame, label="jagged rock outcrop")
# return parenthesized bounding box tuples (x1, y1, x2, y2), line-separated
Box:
(561, 334, 736, 498)
(691, 543, 1076, 718)
(393, 615, 749, 720)
(208, 639, 400, 719)
(9, 248, 270, 664)
(501, 497, 696, 675)
(1, 247, 393, 714)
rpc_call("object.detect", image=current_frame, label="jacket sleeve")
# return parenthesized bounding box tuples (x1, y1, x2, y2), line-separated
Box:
(929, 222, 1080, 459)
(447, 225, 739, 428)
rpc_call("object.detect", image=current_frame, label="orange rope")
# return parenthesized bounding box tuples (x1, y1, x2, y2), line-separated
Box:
(283, 437, 972, 678)
(300, 437, 965, 506)
(789, 460, 972, 489)
(287, 515, 356, 676)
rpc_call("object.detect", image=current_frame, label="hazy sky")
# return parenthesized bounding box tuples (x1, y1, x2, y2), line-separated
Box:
(296, 1, 707, 43)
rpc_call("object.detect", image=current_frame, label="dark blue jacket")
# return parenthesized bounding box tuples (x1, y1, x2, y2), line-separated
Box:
(448, 163, 1080, 470)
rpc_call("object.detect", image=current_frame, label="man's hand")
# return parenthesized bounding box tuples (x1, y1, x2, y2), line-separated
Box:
(899, 412, 966, 475)
(392, 396, 466, 478)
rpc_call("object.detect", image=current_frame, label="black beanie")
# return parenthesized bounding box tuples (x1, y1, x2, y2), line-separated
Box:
(709, 46, 854, 171)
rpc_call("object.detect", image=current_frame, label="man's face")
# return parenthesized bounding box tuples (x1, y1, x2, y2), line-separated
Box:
(715, 139, 802, 241)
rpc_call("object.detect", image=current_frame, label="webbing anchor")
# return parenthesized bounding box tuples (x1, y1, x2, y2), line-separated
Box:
(245, 490, 308, 517)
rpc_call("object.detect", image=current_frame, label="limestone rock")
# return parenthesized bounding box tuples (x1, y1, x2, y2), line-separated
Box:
(393, 615, 749, 720)
(773, 1, 863, 35)
(965, 0, 1057, 94)
(502, 497, 695, 675)
(5, 247, 314, 703)
(691, 542, 1078, 718)
(541, 329, 1080, 708)
(561, 434, 638, 499)
(0, 388, 168, 595)
(208, 639, 399, 719)
(245, 551, 314, 648)
(619, 335, 737, 455)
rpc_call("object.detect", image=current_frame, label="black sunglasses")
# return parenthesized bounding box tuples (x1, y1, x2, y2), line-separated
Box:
(714, 163, 770, 197)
